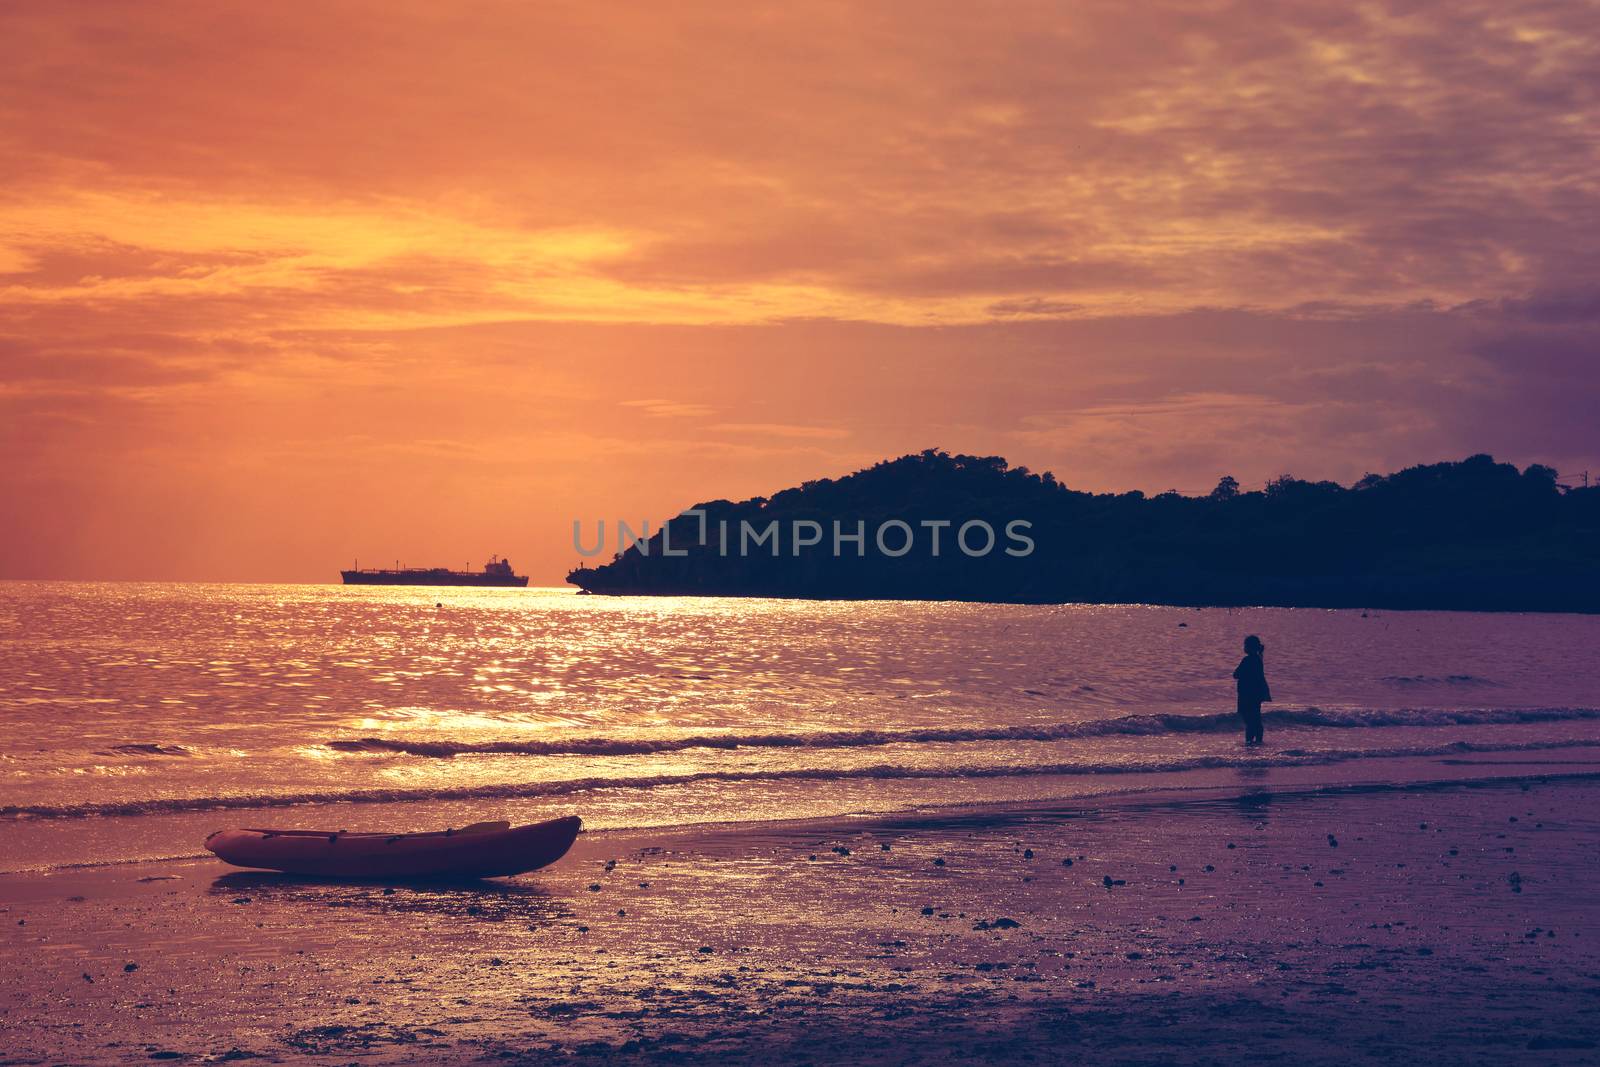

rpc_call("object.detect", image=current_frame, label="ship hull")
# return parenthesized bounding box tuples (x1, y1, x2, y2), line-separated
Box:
(341, 570, 529, 588)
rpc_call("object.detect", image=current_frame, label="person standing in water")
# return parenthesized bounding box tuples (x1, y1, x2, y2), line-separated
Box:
(1233, 635, 1271, 745)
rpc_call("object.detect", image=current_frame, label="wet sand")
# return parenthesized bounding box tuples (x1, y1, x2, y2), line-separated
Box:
(3, 774, 1598, 1065)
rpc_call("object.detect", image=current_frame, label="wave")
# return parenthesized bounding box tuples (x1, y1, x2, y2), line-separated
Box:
(325, 706, 1600, 759)
(9, 737, 1597, 820)
(105, 743, 192, 757)
(1, 852, 214, 875)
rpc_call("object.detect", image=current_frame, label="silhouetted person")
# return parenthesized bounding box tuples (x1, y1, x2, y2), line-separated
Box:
(1233, 635, 1271, 745)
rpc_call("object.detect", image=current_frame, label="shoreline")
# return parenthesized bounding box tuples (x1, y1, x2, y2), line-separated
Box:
(8, 747, 1600, 877)
(566, 583, 1600, 616)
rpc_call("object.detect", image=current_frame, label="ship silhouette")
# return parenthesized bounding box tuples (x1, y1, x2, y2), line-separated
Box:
(341, 555, 529, 587)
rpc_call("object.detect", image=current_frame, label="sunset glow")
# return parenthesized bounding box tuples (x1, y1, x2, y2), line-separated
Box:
(4, 1, 1597, 580)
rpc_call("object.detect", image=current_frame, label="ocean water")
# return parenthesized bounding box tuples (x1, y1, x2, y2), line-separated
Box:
(2, 582, 1597, 870)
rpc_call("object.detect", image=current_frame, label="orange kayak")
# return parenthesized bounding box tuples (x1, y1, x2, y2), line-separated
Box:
(205, 816, 581, 878)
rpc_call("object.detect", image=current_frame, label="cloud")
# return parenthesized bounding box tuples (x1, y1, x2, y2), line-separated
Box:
(986, 298, 1086, 318)
(5, 0, 1599, 328)
(706, 423, 852, 440)
(620, 399, 716, 418)
(1, 0, 1597, 578)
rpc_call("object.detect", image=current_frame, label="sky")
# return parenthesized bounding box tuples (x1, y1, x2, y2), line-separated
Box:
(2, 0, 1597, 582)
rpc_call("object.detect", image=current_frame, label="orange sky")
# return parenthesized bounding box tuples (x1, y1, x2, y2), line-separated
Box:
(3, 1, 1597, 581)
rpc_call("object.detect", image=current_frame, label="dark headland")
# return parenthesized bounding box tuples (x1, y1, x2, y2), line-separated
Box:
(567, 451, 1600, 613)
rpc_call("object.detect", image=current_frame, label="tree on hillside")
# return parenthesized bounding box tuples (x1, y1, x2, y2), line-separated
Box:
(567, 452, 1600, 612)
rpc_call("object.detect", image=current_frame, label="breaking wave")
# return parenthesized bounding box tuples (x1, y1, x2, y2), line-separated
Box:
(105, 743, 192, 757)
(325, 706, 1600, 759)
(9, 736, 1598, 820)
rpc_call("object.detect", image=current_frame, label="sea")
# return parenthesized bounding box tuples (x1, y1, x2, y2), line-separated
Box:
(3, 582, 1597, 872)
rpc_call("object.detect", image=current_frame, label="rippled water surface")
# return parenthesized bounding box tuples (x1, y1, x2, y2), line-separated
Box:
(2, 582, 1597, 856)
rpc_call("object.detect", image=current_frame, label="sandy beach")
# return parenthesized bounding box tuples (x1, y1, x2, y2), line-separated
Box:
(9, 0, 1600, 1060)
(4, 771, 1597, 1065)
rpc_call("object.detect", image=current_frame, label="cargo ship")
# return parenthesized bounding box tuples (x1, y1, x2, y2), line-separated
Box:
(340, 555, 530, 587)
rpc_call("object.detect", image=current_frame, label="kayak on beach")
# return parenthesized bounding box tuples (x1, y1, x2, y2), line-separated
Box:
(204, 815, 581, 878)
